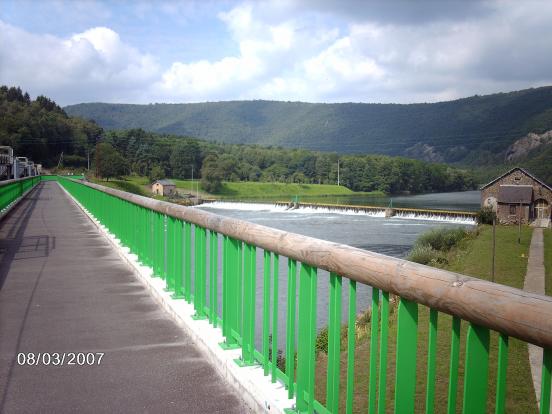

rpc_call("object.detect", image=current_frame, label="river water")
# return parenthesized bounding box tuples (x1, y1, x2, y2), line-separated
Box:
(230, 190, 481, 212)
(195, 190, 480, 347)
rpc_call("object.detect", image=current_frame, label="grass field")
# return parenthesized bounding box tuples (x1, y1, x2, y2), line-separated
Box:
(545, 229, 552, 296)
(90, 177, 149, 196)
(314, 225, 537, 413)
(93, 175, 380, 200)
(173, 179, 377, 199)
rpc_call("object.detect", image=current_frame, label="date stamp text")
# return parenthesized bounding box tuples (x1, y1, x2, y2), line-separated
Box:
(17, 352, 104, 366)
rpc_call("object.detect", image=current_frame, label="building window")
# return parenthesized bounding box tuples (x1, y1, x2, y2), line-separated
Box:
(510, 204, 516, 215)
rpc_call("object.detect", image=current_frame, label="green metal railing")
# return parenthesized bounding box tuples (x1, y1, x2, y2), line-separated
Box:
(56, 177, 552, 414)
(0, 175, 41, 213)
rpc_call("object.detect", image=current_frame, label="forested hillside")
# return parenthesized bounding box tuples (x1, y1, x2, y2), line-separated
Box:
(65, 86, 552, 165)
(0, 86, 102, 167)
(0, 86, 476, 194)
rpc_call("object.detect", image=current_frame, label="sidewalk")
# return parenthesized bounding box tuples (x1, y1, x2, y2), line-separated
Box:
(523, 228, 550, 412)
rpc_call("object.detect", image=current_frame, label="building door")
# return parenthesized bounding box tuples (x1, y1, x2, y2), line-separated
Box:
(534, 199, 549, 219)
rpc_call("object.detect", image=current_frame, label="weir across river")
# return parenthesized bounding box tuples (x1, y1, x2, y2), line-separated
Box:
(274, 201, 477, 223)
(0, 175, 551, 414)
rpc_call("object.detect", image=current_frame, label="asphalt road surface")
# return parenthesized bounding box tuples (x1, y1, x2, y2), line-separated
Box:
(0, 182, 248, 414)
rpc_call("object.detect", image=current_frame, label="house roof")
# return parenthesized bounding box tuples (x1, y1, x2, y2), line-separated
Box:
(480, 167, 552, 191)
(153, 179, 175, 186)
(498, 185, 533, 204)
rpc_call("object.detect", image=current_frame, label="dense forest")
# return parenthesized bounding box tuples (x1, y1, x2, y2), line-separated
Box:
(0, 86, 102, 167)
(102, 129, 477, 193)
(65, 86, 552, 165)
(0, 86, 478, 194)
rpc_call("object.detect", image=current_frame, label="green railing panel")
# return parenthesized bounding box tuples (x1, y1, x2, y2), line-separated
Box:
(447, 317, 462, 414)
(326, 272, 342, 413)
(263, 250, 271, 376)
(172, 219, 184, 299)
(425, 308, 439, 414)
(237, 243, 256, 366)
(296, 263, 317, 413)
(272, 253, 279, 383)
(377, 291, 390, 414)
(368, 287, 380, 414)
(165, 215, 175, 292)
(193, 226, 207, 320)
(162, 214, 168, 280)
(153, 212, 162, 278)
(184, 222, 192, 301)
(236, 240, 243, 339)
(209, 230, 218, 325)
(394, 298, 418, 413)
(286, 259, 297, 399)
(0, 177, 40, 212)
(345, 279, 356, 414)
(462, 324, 490, 414)
(495, 333, 508, 414)
(541, 348, 552, 414)
(220, 237, 239, 349)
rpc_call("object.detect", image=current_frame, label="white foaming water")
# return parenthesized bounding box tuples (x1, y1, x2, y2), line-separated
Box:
(199, 201, 386, 217)
(393, 212, 476, 225)
(200, 201, 285, 213)
(198, 201, 476, 224)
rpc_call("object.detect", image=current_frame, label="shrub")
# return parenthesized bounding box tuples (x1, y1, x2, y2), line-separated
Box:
(476, 207, 496, 225)
(415, 227, 468, 252)
(315, 327, 329, 355)
(408, 244, 448, 265)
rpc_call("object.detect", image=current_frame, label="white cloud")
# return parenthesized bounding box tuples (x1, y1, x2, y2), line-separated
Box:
(2, 1, 552, 105)
(0, 21, 159, 103)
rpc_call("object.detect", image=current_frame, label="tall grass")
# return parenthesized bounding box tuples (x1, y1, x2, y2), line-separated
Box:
(408, 227, 472, 265)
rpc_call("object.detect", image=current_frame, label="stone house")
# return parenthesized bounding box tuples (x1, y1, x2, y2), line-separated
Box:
(480, 167, 552, 226)
(152, 179, 176, 196)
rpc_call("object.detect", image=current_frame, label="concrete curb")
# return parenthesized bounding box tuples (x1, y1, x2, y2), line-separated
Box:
(58, 183, 295, 414)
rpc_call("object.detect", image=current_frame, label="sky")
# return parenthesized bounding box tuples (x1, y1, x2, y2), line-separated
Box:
(1, 0, 552, 106)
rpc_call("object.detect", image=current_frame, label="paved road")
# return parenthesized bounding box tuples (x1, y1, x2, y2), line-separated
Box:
(0, 182, 248, 413)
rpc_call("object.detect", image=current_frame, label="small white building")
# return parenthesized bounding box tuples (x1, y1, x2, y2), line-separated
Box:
(152, 179, 176, 196)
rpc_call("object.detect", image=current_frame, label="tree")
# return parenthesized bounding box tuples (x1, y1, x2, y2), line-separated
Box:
(170, 139, 201, 179)
(200, 154, 223, 193)
(94, 143, 128, 180)
(148, 165, 165, 182)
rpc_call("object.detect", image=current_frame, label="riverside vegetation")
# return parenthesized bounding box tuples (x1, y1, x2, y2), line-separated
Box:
(90, 175, 369, 200)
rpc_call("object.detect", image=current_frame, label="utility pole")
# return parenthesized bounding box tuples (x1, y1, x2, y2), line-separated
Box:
(491, 216, 496, 282)
(337, 159, 340, 186)
(518, 199, 522, 244)
(87, 148, 90, 170)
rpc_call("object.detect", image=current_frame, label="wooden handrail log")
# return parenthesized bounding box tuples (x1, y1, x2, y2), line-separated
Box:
(73, 179, 552, 348)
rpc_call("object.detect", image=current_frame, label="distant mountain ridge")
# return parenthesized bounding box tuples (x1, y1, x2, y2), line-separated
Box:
(64, 86, 552, 164)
